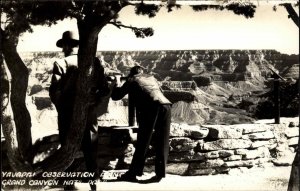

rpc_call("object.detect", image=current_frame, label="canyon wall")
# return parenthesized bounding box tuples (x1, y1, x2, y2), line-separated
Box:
(1, 50, 298, 175)
(20, 49, 299, 126)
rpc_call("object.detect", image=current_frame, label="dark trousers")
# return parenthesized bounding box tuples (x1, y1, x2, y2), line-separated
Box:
(57, 107, 98, 181)
(81, 129, 98, 180)
(128, 104, 171, 177)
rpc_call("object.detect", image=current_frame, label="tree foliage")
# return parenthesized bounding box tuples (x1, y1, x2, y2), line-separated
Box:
(191, 3, 256, 18)
(135, 2, 161, 17)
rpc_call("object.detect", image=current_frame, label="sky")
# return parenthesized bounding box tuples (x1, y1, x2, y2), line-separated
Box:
(17, 3, 299, 55)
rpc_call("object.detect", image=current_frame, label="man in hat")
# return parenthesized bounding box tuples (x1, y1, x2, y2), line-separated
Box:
(49, 31, 109, 190)
(111, 66, 172, 183)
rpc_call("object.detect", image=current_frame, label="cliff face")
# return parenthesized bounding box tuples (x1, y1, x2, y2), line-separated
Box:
(20, 50, 299, 126)
(98, 49, 298, 81)
(22, 49, 298, 87)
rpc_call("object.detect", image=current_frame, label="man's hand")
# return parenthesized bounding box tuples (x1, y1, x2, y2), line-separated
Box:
(114, 74, 122, 86)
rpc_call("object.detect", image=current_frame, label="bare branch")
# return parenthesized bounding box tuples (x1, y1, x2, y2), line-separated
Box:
(108, 21, 122, 29)
(108, 21, 141, 30)
(108, 21, 154, 38)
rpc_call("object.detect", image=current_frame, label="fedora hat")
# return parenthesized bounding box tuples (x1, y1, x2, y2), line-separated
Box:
(56, 31, 79, 48)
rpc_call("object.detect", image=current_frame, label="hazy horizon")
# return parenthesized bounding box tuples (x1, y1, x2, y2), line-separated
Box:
(18, 4, 299, 55)
(19, 49, 299, 55)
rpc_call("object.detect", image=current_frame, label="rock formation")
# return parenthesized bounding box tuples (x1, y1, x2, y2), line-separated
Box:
(19, 49, 299, 129)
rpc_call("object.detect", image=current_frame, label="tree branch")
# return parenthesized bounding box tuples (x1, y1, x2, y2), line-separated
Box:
(108, 21, 154, 38)
(66, 9, 83, 21)
(281, 3, 299, 27)
(108, 21, 133, 30)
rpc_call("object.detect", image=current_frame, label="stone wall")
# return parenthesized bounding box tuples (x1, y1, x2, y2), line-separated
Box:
(1, 118, 298, 176)
(97, 118, 299, 176)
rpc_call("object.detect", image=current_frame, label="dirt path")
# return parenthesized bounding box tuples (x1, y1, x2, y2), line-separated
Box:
(45, 166, 292, 191)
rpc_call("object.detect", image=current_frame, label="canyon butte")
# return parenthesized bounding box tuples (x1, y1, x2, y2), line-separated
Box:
(23, 49, 299, 126)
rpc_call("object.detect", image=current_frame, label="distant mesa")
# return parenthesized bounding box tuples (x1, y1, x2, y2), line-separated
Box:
(20, 49, 299, 125)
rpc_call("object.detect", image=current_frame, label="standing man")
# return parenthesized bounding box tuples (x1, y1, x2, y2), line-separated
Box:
(49, 31, 109, 190)
(111, 66, 172, 183)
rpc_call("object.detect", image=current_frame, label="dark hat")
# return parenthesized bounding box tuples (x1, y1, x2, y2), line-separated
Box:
(56, 31, 79, 48)
(128, 65, 146, 77)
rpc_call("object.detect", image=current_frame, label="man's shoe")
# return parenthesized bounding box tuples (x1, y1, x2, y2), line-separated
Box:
(149, 175, 163, 183)
(139, 175, 164, 184)
(117, 172, 138, 182)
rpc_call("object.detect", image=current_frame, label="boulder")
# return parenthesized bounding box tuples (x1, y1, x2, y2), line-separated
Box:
(204, 125, 243, 139)
(285, 127, 299, 138)
(246, 131, 275, 140)
(169, 137, 197, 152)
(145, 162, 191, 175)
(202, 139, 252, 151)
(201, 151, 219, 159)
(218, 150, 235, 158)
(271, 140, 296, 166)
(189, 159, 225, 169)
(224, 160, 255, 168)
(274, 142, 293, 157)
(168, 150, 205, 162)
(288, 122, 296, 127)
(242, 124, 272, 134)
(250, 139, 277, 149)
(187, 164, 229, 175)
(235, 149, 248, 155)
(170, 123, 209, 139)
(223, 155, 243, 161)
(242, 147, 270, 160)
(272, 157, 294, 166)
(288, 137, 299, 146)
(188, 168, 216, 176)
(166, 163, 189, 175)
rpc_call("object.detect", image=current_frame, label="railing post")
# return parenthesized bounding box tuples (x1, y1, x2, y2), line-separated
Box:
(274, 78, 280, 124)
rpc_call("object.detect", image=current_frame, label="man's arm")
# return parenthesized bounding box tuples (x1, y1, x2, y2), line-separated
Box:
(92, 57, 110, 105)
(49, 61, 64, 105)
(111, 80, 130, 101)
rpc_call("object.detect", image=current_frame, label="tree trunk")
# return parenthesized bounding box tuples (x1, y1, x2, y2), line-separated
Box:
(64, 20, 103, 157)
(287, 152, 300, 191)
(1, 33, 33, 169)
(35, 21, 105, 174)
(282, 3, 299, 28)
(282, 4, 300, 190)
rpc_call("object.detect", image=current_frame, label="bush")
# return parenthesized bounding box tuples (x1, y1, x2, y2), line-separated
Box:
(254, 80, 299, 119)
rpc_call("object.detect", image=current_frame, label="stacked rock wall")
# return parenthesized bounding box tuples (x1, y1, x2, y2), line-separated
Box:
(97, 118, 299, 176)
